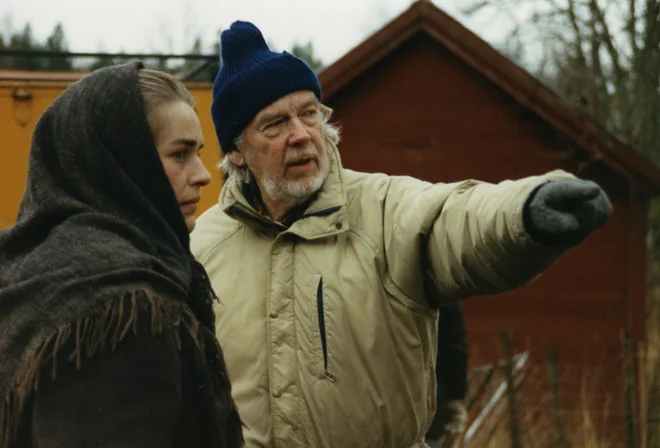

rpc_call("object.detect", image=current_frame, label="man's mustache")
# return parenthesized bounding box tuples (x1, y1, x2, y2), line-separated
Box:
(284, 147, 318, 165)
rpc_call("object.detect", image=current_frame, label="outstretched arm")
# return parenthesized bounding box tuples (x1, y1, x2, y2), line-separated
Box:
(382, 170, 611, 306)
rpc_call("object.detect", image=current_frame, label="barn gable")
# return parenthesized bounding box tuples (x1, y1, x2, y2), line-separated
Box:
(319, 0, 660, 196)
(317, 0, 656, 364)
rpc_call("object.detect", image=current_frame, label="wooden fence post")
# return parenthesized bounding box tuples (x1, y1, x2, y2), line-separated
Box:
(638, 341, 647, 448)
(501, 329, 524, 448)
(547, 346, 568, 448)
(622, 328, 638, 448)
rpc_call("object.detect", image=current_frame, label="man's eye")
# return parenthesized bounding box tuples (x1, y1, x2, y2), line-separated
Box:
(267, 119, 284, 129)
(304, 110, 317, 117)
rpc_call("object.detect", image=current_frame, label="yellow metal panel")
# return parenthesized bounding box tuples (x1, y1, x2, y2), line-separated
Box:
(190, 85, 226, 216)
(0, 80, 224, 229)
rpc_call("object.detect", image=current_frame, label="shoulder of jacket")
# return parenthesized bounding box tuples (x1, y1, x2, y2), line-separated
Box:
(190, 204, 242, 261)
(342, 169, 390, 196)
(342, 168, 430, 203)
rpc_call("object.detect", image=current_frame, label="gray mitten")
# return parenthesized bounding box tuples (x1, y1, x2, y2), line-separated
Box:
(523, 178, 612, 247)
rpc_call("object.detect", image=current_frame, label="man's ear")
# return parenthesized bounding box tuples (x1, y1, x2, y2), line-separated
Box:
(228, 150, 246, 167)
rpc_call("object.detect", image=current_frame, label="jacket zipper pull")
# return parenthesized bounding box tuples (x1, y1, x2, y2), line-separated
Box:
(325, 370, 337, 382)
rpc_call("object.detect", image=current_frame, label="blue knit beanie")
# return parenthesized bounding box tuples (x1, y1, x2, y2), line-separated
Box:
(211, 21, 322, 152)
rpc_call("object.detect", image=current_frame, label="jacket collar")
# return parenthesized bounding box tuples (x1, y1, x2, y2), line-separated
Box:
(219, 141, 349, 240)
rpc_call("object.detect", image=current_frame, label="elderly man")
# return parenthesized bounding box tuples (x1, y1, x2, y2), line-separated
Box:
(191, 20, 612, 448)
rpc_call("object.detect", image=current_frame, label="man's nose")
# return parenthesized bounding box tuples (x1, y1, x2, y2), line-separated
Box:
(288, 118, 312, 146)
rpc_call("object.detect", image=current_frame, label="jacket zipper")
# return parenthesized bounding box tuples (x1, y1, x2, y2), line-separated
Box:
(316, 278, 336, 382)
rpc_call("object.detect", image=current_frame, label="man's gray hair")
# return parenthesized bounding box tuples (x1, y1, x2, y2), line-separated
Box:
(218, 102, 341, 179)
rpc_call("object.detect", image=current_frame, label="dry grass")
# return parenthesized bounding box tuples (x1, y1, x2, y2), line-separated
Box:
(471, 368, 620, 447)
(642, 286, 660, 448)
(462, 285, 660, 447)
(464, 348, 626, 447)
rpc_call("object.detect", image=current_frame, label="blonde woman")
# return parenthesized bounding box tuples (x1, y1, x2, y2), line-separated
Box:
(0, 62, 243, 448)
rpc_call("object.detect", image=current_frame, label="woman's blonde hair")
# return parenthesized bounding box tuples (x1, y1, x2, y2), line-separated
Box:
(137, 68, 195, 138)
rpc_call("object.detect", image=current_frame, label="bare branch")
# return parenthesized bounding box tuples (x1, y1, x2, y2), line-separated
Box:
(629, 0, 640, 60)
(640, 0, 660, 60)
(568, 0, 590, 67)
(459, 0, 530, 17)
(537, 0, 571, 16)
(545, 28, 575, 48)
(631, 0, 660, 155)
(589, 0, 632, 137)
(460, 0, 493, 16)
(590, 10, 600, 118)
(593, 26, 613, 127)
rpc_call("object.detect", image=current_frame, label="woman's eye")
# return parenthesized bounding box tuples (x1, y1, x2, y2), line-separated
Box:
(173, 150, 187, 161)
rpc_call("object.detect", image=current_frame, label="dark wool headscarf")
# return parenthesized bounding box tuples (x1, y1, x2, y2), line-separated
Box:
(0, 62, 243, 447)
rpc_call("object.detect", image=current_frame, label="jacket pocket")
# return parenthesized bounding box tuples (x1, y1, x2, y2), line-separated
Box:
(316, 277, 336, 382)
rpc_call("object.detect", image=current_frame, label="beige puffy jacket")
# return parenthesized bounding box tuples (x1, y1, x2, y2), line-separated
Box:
(191, 143, 572, 447)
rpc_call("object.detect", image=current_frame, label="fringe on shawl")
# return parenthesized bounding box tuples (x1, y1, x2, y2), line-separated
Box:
(0, 289, 204, 448)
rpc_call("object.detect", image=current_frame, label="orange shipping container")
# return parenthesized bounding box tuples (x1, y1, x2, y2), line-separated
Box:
(0, 71, 225, 228)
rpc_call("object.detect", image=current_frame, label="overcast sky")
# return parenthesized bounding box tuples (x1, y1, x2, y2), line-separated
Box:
(2, 0, 516, 67)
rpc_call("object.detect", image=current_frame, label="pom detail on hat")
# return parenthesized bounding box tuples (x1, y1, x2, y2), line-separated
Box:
(219, 21, 268, 62)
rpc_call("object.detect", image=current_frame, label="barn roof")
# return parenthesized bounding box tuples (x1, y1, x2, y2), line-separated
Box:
(318, 0, 660, 196)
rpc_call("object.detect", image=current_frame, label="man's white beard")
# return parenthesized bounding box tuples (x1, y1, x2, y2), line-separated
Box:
(261, 147, 330, 207)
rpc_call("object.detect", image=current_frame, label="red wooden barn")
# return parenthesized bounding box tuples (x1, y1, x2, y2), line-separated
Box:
(317, 0, 660, 424)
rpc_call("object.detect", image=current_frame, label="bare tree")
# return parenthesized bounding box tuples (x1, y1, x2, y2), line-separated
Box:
(461, 1, 660, 445)
(462, 0, 659, 160)
(460, 0, 660, 283)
